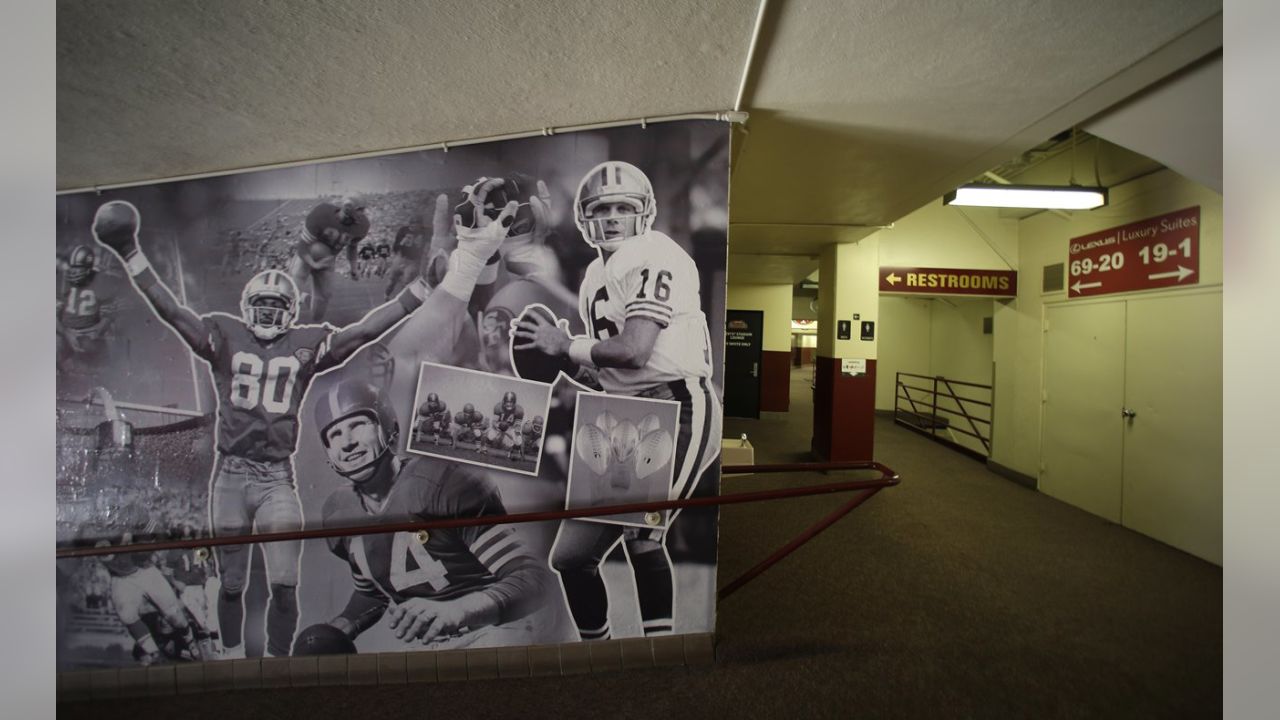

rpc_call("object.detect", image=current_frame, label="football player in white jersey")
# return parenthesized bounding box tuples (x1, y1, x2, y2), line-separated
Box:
(513, 160, 722, 641)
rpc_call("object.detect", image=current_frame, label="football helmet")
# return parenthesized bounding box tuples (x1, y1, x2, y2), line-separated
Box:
(315, 380, 400, 482)
(240, 270, 299, 340)
(463, 403, 475, 416)
(427, 392, 440, 406)
(502, 391, 518, 410)
(66, 245, 96, 286)
(574, 161, 656, 251)
(338, 197, 366, 226)
(531, 415, 544, 432)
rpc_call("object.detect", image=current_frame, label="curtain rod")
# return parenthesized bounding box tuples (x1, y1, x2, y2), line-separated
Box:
(59, 110, 749, 196)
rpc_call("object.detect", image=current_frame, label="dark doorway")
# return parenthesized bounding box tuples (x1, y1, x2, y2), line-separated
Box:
(724, 310, 763, 419)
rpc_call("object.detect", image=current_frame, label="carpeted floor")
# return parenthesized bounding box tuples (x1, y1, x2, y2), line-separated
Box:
(68, 366, 1222, 718)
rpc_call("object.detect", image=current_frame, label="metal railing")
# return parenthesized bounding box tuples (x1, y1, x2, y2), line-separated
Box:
(894, 372, 992, 459)
(55, 461, 900, 602)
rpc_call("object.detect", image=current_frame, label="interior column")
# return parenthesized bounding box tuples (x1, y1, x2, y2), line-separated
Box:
(813, 238, 879, 461)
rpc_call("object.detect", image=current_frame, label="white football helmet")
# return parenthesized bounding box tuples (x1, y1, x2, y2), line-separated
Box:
(574, 161, 656, 252)
(240, 269, 300, 340)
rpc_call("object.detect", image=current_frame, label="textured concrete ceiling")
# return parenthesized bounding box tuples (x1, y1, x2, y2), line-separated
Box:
(57, 0, 1223, 284)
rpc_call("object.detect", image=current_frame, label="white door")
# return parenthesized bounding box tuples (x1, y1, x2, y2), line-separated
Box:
(1041, 302, 1126, 522)
(1040, 291, 1223, 565)
(1122, 292, 1223, 564)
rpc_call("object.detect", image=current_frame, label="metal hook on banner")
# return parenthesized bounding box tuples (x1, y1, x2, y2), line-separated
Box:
(440, 141, 449, 153)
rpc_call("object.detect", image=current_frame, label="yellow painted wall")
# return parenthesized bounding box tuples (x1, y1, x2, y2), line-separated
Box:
(875, 296, 931, 408)
(878, 199, 1018, 271)
(817, 237, 879, 359)
(726, 283, 794, 353)
(876, 293, 995, 455)
(872, 201, 1010, 411)
(991, 167, 1223, 477)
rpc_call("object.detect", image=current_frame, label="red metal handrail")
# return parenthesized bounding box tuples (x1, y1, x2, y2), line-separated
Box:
(55, 461, 899, 562)
(895, 371, 993, 457)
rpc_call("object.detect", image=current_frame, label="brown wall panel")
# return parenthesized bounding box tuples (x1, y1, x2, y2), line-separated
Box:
(812, 356, 876, 461)
(760, 350, 791, 412)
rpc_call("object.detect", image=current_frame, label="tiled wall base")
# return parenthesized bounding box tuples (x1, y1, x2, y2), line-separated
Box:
(58, 633, 716, 702)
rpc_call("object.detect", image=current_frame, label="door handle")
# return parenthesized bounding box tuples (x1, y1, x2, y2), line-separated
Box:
(1121, 407, 1137, 419)
(751, 363, 758, 378)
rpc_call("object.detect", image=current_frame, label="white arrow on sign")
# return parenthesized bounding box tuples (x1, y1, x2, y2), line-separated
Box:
(1148, 265, 1195, 282)
(1071, 280, 1103, 294)
(885, 272, 902, 285)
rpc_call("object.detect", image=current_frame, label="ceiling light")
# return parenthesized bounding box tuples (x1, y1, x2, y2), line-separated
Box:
(943, 183, 1108, 210)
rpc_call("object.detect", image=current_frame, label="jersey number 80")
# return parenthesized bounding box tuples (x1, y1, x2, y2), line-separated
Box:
(229, 351, 300, 413)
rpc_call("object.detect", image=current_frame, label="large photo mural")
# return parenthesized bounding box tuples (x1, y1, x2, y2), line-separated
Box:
(54, 121, 728, 668)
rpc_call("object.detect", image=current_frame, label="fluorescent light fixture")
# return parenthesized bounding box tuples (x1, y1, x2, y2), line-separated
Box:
(943, 183, 1108, 210)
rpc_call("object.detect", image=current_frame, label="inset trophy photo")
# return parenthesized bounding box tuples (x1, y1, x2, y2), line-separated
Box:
(567, 393, 680, 528)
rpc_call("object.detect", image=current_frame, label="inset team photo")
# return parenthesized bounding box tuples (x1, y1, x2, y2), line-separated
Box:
(567, 393, 680, 529)
(406, 361, 552, 476)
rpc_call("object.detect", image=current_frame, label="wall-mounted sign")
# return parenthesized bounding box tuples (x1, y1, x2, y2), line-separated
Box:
(841, 358, 866, 376)
(860, 321, 875, 341)
(880, 266, 1017, 297)
(1067, 206, 1200, 298)
(837, 320, 852, 340)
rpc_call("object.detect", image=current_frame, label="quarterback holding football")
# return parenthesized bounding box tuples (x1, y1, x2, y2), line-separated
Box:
(513, 161, 722, 641)
(91, 197, 519, 658)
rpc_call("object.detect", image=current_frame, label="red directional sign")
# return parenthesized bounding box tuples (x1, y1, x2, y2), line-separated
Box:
(879, 266, 1017, 297)
(1067, 206, 1200, 298)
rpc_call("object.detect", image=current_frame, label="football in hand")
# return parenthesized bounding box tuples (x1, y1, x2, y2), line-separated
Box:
(92, 201, 140, 253)
(292, 623, 357, 656)
(511, 304, 576, 383)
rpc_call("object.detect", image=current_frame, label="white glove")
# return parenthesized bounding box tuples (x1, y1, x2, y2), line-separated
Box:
(438, 200, 517, 301)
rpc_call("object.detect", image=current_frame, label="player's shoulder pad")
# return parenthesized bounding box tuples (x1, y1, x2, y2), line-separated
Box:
(582, 255, 607, 280)
(402, 456, 497, 510)
(307, 202, 338, 221)
(617, 230, 691, 268)
(296, 321, 336, 333)
(321, 485, 362, 527)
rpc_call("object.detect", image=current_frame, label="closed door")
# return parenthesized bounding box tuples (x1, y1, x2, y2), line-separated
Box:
(1041, 291, 1222, 564)
(1122, 292, 1222, 563)
(724, 310, 763, 419)
(1041, 302, 1126, 522)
